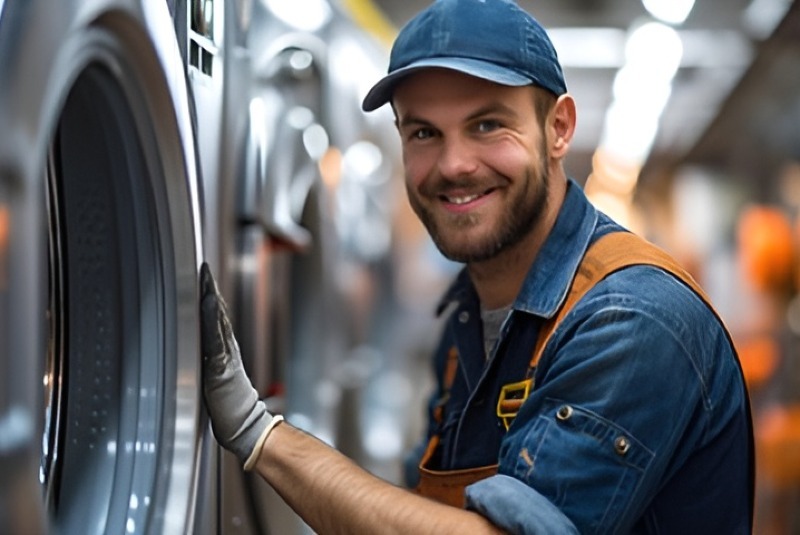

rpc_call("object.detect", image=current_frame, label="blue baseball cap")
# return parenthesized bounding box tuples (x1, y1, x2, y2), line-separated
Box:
(362, 0, 567, 112)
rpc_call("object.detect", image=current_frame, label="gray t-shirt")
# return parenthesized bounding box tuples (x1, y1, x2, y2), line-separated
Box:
(480, 305, 512, 359)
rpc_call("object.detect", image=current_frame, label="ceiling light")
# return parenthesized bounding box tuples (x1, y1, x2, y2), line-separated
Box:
(642, 0, 696, 25)
(625, 22, 683, 78)
(601, 99, 664, 164)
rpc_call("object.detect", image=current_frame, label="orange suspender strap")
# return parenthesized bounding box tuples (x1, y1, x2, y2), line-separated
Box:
(419, 346, 460, 475)
(497, 231, 699, 424)
(527, 231, 754, 526)
(434, 346, 460, 424)
(529, 230, 713, 369)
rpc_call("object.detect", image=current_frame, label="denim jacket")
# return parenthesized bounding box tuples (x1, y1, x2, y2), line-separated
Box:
(413, 179, 753, 534)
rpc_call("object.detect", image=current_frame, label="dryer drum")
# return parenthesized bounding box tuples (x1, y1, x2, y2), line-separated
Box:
(44, 63, 184, 533)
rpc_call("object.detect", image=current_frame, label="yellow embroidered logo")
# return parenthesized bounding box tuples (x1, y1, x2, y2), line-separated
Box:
(496, 378, 533, 430)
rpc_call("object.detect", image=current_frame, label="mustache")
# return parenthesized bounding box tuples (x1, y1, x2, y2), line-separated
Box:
(418, 176, 501, 197)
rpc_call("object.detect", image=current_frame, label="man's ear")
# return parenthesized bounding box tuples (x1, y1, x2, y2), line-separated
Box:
(549, 94, 576, 159)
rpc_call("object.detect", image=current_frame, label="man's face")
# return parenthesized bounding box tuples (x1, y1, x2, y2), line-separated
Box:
(393, 69, 552, 264)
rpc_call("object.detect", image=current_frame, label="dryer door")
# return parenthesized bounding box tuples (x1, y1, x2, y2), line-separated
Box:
(0, 1, 211, 533)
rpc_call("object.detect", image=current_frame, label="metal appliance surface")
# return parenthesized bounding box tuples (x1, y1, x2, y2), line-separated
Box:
(0, 0, 213, 532)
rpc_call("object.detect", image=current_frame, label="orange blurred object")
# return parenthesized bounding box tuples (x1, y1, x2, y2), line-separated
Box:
(735, 335, 780, 390)
(757, 404, 800, 489)
(737, 205, 795, 294)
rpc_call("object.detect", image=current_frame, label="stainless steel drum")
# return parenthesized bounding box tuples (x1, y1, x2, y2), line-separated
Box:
(0, 1, 212, 533)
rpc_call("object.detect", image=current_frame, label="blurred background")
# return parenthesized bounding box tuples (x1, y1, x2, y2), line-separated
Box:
(1, 0, 799, 533)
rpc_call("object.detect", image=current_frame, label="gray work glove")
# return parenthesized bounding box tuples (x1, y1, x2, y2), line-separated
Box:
(200, 262, 283, 469)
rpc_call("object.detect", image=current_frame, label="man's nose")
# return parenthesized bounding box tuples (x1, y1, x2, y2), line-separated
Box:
(437, 136, 479, 179)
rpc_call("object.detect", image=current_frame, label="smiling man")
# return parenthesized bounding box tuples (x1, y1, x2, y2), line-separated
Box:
(201, 1, 754, 533)
(392, 70, 564, 309)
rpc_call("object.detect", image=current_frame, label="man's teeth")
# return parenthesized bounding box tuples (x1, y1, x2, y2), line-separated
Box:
(447, 194, 480, 205)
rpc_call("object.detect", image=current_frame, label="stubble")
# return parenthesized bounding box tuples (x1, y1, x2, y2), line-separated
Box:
(408, 149, 550, 263)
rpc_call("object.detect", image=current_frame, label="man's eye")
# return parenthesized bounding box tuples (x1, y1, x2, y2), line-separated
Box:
(412, 128, 434, 140)
(476, 120, 501, 133)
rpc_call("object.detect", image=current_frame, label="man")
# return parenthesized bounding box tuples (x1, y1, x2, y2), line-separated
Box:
(201, 0, 754, 533)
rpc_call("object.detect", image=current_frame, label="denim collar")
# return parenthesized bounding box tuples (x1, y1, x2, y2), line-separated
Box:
(437, 178, 598, 319)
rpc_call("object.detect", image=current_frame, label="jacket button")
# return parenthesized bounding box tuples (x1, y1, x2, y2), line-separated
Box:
(556, 405, 573, 421)
(458, 311, 470, 323)
(614, 436, 630, 455)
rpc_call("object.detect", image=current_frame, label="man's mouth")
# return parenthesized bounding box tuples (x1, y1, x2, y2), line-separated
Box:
(440, 187, 496, 206)
(445, 193, 481, 205)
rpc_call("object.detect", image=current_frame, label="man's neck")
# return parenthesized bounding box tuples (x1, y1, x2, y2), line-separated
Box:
(468, 176, 567, 309)
(467, 236, 540, 309)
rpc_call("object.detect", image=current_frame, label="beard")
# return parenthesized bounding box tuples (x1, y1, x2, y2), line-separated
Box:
(407, 152, 550, 264)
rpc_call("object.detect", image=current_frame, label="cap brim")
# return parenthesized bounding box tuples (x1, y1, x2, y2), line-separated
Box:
(361, 57, 532, 112)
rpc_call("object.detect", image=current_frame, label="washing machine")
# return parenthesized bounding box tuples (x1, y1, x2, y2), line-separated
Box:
(0, 0, 215, 533)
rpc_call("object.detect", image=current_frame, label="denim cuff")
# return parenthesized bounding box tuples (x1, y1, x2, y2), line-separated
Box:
(465, 474, 579, 535)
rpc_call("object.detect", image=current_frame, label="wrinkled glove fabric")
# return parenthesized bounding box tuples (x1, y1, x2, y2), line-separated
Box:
(200, 262, 281, 469)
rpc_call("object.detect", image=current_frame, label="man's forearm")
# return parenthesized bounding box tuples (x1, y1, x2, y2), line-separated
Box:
(254, 422, 504, 535)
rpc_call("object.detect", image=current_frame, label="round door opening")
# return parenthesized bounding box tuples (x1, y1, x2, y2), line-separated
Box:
(42, 60, 194, 534)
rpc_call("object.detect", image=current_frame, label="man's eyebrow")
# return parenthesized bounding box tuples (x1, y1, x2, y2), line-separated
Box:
(397, 114, 432, 129)
(465, 101, 517, 122)
(398, 101, 518, 128)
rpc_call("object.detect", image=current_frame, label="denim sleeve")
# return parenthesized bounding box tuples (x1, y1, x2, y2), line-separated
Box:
(493, 268, 731, 533)
(465, 474, 579, 535)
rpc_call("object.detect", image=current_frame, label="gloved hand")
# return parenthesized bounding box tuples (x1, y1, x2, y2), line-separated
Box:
(200, 262, 283, 470)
